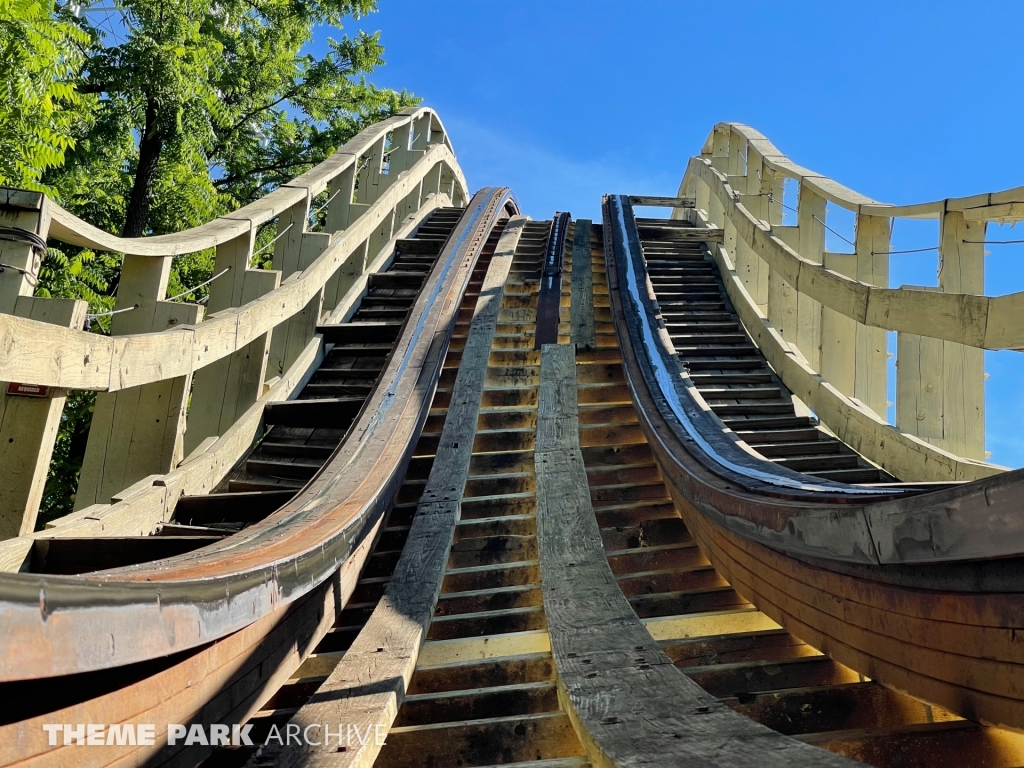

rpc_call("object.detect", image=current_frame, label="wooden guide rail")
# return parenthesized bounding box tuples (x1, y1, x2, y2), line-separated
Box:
(678, 122, 1024, 473)
(0, 107, 468, 538)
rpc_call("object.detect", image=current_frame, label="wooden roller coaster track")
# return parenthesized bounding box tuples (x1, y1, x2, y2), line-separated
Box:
(3, 113, 1024, 767)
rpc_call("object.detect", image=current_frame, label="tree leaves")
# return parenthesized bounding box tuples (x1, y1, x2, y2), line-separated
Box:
(10, 0, 419, 523)
(0, 0, 92, 192)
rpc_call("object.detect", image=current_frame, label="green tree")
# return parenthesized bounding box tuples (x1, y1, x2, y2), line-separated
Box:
(49, 0, 416, 239)
(18, 0, 418, 523)
(0, 0, 92, 191)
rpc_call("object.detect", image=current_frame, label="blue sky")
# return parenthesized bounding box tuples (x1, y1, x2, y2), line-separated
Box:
(317, 0, 1024, 467)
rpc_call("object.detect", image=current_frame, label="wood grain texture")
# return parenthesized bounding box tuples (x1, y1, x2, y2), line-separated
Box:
(0, 296, 87, 538)
(698, 208, 999, 482)
(0, 190, 515, 680)
(0, 335, 325, 571)
(569, 219, 596, 352)
(42, 108, 465, 257)
(534, 343, 857, 768)
(681, 142, 1024, 351)
(0, 147, 460, 393)
(248, 215, 527, 768)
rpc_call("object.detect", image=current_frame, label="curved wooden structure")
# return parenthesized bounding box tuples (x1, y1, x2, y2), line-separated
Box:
(603, 192, 1024, 733)
(6, 112, 1024, 767)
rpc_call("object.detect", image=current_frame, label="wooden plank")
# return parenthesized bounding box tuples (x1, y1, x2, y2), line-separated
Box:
(534, 342, 856, 767)
(75, 299, 204, 510)
(937, 211, 985, 460)
(629, 195, 695, 208)
(30, 536, 222, 575)
(248, 215, 527, 768)
(820, 252, 858, 398)
(795, 183, 826, 371)
(636, 226, 724, 242)
(569, 219, 596, 352)
(185, 267, 281, 455)
(853, 213, 890, 418)
(0, 296, 87, 538)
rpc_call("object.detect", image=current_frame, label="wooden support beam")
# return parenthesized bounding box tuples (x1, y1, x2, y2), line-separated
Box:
(268, 231, 329, 379)
(854, 213, 890, 418)
(710, 125, 730, 173)
(534, 342, 857, 767)
(186, 229, 281, 454)
(324, 163, 356, 234)
(897, 212, 985, 460)
(819, 251, 858, 400)
(769, 225, 800, 344)
(76, 259, 203, 509)
(357, 136, 388, 207)
(796, 182, 826, 370)
(628, 196, 695, 209)
(569, 219, 596, 352)
(937, 211, 985, 459)
(0, 296, 87, 538)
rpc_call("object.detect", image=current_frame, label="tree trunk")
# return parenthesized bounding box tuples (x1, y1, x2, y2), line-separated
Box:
(122, 98, 164, 238)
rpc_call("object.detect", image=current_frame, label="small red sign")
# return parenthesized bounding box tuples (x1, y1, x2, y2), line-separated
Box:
(7, 382, 49, 398)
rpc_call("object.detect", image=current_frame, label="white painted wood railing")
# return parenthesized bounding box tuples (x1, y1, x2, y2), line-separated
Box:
(0, 107, 468, 540)
(678, 123, 1024, 481)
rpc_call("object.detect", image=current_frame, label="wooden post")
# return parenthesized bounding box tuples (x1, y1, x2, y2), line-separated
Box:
(726, 130, 747, 191)
(356, 136, 387, 207)
(367, 208, 396, 264)
(769, 225, 799, 344)
(732, 148, 769, 310)
(710, 126, 730, 173)
(268, 230, 330, 380)
(896, 212, 985, 459)
(184, 228, 282, 455)
(819, 251, 858, 398)
(323, 238, 369, 312)
(76, 278, 203, 509)
(707, 181, 725, 229)
(0, 190, 92, 536)
(325, 164, 356, 234)
(795, 182, 826, 370)
(854, 213, 890, 417)
(0, 297, 88, 537)
(422, 163, 443, 200)
(693, 175, 711, 218)
(387, 123, 413, 177)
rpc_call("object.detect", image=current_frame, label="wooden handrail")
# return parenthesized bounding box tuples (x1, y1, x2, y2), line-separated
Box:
(687, 157, 1024, 350)
(0, 144, 463, 391)
(0, 107, 470, 548)
(704, 123, 1024, 220)
(679, 122, 1024, 465)
(44, 107, 462, 256)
